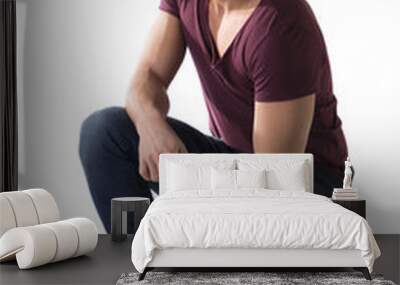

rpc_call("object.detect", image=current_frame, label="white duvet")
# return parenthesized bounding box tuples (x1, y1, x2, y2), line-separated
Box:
(131, 190, 380, 273)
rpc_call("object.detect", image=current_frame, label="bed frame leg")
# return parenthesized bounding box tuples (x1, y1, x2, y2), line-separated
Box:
(354, 267, 371, 280)
(138, 268, 148, 281)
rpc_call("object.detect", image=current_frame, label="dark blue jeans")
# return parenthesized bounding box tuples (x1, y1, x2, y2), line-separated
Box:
(79, 107, 342, 233)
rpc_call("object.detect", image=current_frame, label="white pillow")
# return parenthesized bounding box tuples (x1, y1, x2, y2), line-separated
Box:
(211, 168, 267, 190)
(211, 168, 236, 190)
(237, 159, 308, 191)
(166, 160, 235, 192)
(236, 169, 267, 189)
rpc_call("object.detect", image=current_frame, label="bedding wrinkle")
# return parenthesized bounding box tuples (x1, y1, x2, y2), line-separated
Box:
(131, 190, 380, 273)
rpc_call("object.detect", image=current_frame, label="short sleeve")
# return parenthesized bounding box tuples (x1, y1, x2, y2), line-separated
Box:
(159, 0, 180, 19)
(249, 21, 325, 102)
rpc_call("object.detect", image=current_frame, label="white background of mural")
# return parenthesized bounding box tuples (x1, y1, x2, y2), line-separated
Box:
(16, 0, 400, 233)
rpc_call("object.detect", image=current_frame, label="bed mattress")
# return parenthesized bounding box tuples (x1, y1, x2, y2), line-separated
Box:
(131, 190, 380, 273)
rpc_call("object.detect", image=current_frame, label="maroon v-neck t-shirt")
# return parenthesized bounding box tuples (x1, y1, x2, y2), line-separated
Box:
(159, 0, 348, 175)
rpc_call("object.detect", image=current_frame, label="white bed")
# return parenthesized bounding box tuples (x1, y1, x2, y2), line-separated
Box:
(131, 154, 380, 280)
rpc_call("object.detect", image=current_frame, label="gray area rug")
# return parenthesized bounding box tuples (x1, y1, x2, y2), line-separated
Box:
(117, 272, 396, 285)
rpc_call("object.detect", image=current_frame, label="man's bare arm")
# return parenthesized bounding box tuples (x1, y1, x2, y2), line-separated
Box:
(253, 95, 315, 153)
(125, 12, 186, 182)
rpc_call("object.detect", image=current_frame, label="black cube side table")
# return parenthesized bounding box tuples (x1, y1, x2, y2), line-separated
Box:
(332, 199, 366, 219)
(111, 197, 150, 242)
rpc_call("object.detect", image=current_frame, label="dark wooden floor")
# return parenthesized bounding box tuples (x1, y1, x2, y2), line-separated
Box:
(0, 234, 398, 285)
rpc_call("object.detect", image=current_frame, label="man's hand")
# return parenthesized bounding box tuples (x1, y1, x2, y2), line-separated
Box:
(136, 115, 187, 182)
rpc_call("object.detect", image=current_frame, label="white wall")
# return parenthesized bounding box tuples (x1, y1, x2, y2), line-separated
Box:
(17, 0, 400, 233)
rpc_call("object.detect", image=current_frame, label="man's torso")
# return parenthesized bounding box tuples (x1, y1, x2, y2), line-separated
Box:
(160, 0, 348, 176)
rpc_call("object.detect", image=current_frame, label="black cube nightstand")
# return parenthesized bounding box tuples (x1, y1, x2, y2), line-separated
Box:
(111, 197, 150, 242)
(332, 199, 366, 219)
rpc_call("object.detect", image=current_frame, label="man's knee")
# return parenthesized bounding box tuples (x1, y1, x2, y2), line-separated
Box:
(79, 106, 138, 164)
